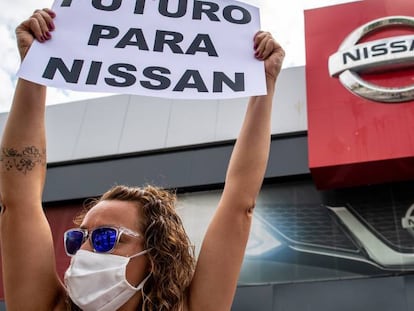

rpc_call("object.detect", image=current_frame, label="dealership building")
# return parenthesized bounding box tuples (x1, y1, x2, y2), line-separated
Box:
(1, 0, 414, 310)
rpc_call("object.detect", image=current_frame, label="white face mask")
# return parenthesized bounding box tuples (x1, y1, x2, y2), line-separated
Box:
(64, 249, 151, 311)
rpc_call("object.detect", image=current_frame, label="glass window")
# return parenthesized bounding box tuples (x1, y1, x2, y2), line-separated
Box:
(177, 180, 414, 285)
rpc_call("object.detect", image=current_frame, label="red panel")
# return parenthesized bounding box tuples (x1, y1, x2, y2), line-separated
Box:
(305, 0, 414, 189)
(45, 204, 81, 280)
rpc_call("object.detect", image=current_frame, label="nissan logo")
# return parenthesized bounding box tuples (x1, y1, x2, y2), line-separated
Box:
(328, 16, 414, 103)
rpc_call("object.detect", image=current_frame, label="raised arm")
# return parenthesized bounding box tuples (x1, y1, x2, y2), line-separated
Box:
(188, 32, 285, 311)
(0, 9, 66, 310)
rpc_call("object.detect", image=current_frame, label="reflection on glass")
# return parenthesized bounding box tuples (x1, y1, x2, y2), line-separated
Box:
(177, 180, 414, 285)
(246, 216, 282, 256)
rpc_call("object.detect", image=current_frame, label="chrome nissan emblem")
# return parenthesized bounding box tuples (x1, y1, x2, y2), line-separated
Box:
(328, 16, 414, 103)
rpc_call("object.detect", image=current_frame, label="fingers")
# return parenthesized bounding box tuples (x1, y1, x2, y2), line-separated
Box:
(15, 8, 56, 60)
(23, 8, 56, 42)
(254, 31, 270, 59)
(253, 31, 285, 84)
(253, 31, 283, 61)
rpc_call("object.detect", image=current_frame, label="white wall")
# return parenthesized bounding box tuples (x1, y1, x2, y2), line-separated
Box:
(0, 66, 307, 163)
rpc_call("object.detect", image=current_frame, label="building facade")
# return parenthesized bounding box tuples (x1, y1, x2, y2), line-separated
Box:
(1, 0, 414, 309)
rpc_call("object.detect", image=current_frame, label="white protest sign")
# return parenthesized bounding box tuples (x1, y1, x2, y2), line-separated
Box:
(18, 0, 266, 100)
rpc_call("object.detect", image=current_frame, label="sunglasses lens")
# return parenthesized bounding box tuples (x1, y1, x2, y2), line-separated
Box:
(91, 227, 118, 253)
(65, 230, 85, 255)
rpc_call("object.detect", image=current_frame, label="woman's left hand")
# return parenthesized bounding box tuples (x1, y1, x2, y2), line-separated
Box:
(254, 31, 285, 85)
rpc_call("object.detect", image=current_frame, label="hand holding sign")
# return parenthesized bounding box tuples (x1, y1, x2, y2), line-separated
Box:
(17, 0, 266, 100)
(15, 8, 56, 60)
(254, 30, 285, 89)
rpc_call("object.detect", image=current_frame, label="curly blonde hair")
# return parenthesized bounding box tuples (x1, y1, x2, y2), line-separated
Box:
(69, 184, 196, 311)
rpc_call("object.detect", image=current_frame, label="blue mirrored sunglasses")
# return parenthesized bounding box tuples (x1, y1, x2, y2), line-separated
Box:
(64, 226, 142, 256)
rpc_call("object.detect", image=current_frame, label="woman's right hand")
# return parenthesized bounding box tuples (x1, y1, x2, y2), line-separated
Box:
(15, 8, 55, 61)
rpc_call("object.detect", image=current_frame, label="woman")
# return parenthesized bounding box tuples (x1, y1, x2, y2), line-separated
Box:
(0, 8, 285, 311)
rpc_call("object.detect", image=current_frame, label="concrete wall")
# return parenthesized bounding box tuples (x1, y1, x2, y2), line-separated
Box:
(232, 275, 414, 311)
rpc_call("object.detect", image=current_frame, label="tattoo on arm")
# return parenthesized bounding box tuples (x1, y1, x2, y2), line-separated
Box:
(0, 146, 46, 174)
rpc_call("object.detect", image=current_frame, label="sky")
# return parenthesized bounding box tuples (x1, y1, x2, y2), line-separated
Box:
(0, 0, 359, 112)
